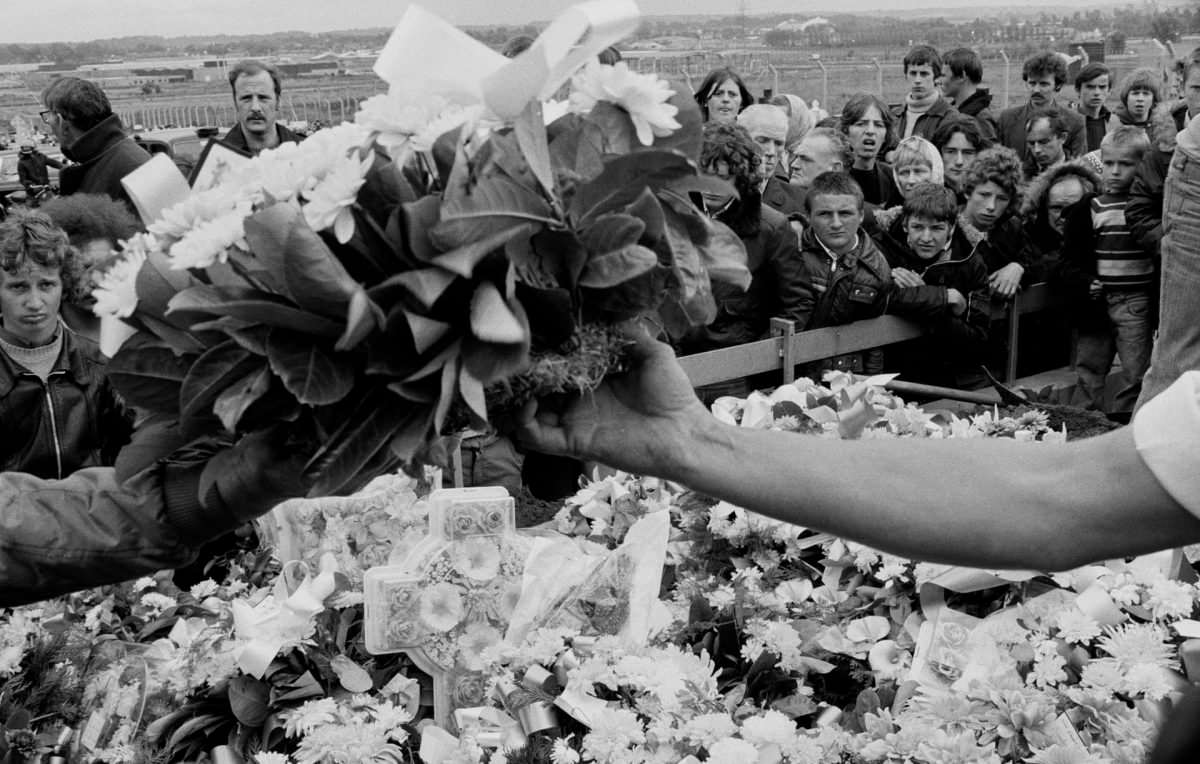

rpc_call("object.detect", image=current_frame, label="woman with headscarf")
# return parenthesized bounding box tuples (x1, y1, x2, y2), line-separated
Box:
(866, 136, 944, 262)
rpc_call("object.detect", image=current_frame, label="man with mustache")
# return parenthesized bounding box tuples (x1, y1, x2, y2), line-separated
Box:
(224, 60, 304, 156)
(996, 52, 1085, 168)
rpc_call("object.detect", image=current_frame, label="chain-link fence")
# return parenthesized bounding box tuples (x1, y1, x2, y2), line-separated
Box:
(628, 42, 1184, 115)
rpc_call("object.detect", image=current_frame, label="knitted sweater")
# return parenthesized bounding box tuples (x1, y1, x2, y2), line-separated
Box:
(1089, 193, 1154, 290)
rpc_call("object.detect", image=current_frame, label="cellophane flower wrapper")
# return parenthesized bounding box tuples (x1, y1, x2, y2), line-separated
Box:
(95, 5, 751, 496)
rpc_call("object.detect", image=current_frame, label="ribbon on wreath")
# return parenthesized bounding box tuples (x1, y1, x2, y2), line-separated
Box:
(231, 552, 341, 678)
(373, 1, 640, 120)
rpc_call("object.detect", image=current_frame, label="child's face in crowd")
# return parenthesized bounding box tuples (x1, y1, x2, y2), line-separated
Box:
(940, 132, 978, 189)
(905, 215, 954, 261)
(895, 162, 933, 198)
(808, 193, 863, 255)
(1124, 87, 1155, 123)
(1026, 117, 1065, 170)
(963, 180, 1011, 231)
(1101, 144, 1141, 195)
(1077, 75, 1110, 113)
(1046, 177, 1085, 234)
(0, 262, 62, 346)
(847, 106, 886, 163)
(906, 64, 937, 100)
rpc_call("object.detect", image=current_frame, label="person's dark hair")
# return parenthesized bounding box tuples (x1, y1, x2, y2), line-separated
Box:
(699, 121, 763, 237)
(40, 193, 141, 250)
(1074, 62, 1111, 90)
(41, 77, 113, 132)
(960, 145, 1022, 200)
(1024, 107, 1068, 138)
(597, 46, 622, 66)
(839, 93, 895, 155)
(1117, 67, 1163, 108)
(815, 115, 840, 129)
(1022, 51, 1068, 88)
(0, 210, 81, 299)
(903, 44, 943, 78)
(903, 183, 958, 224)
(804, 171, 865, 213)
(943, 48, 982, 84)
(227, 60, 282, 99)
(930, 116, 991, 151)
(694, 68, 753, 120)
(501, 35, 535, 58)
(1174, 46, 1200, 83)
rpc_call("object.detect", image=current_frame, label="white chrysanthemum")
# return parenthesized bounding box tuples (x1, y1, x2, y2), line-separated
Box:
(568, 61, 681, 146)
(419, 582, 465, 632)
(742, 618, 807, 672)
(1056, 610, 1102, 644)
(1079, 660, 1125, 695)
(1027, 639, 1068, 688)
(1123, 661, 1176, 700)
(451, 537, 502, 581)
(132, 576, 156, 591)
(708, 737, 760, 761)
(1146, 578, 1197, 621)
(680, 712, 737, 748)
(1096, 623, 1175, 670)
(550, 736, 580, 764)
(255, 753, 293, 764)
(1026, 744, 1108, 764)
(581, 707, 645, 763)
(302, 148, 373, 243)
(356, 92, 474, 163)
(139, 592, 177, 614)
(282, 697, 340, 738)
(165, 203, 252, 270)
(739, 710, 796, 749)
(91, 240, 147, 318)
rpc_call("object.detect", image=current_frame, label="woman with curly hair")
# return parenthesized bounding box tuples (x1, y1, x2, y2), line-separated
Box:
(694, 67, 754, 125)
(0, 210, 130, 478)
(956, 145, 1032, 299)
(839, 93, 901, 207)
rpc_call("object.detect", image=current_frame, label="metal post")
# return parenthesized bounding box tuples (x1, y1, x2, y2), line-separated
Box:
(770, 317, 797, 385)
(872, 58, 883, 99)
(999, 50, 1010, 109)
(814, 58, 828, 112)
(768, 63, 779, 98)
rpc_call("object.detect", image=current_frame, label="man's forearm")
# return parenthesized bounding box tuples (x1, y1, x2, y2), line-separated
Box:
(663, 417, 1200, 570)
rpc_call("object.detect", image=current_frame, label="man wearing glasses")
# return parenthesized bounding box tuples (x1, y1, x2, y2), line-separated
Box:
(40, 77, 149, 214)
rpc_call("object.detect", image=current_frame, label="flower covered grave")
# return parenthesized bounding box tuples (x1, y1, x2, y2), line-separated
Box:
(2, 373, 1196, 764)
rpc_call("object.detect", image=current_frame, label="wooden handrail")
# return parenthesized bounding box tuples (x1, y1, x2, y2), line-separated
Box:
(680, 282, 1057, 387)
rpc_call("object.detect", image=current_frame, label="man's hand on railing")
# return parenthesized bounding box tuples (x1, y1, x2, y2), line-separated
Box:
(987, 263, 1024, 300)
(891, 267, 925, 289)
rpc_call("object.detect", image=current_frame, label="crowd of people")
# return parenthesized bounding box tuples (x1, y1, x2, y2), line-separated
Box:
(684, 45, 1200, 414)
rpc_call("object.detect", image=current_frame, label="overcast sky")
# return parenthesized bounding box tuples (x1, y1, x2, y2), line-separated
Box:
(4, 0, 1117, 44)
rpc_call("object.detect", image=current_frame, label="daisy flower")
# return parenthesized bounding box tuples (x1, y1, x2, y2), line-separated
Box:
(568, 61, 680, 146)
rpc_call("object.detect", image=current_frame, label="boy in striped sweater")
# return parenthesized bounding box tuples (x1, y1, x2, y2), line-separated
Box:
(1058, 126, 1155, 415)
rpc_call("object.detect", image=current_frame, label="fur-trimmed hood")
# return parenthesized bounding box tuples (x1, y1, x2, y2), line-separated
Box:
(1149, 101, 1190, 153)
(1019, 159, 1103, 220)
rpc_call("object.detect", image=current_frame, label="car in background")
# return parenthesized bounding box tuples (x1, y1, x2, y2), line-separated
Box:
(132, 126, 228, 178)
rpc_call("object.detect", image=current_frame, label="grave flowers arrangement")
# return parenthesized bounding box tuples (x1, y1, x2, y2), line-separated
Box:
(94, 0, 750, 496)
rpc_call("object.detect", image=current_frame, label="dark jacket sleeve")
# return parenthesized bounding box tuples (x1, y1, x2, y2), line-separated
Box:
(44, 154, 64, 171)
(887, 284, 950, 320)
(1125, 149, 1168, 255)
(0, 464, 214, 606)
(762, 215, 808, 327)
(1053, 197, 1108, 330)
(791, 254, 820, 331)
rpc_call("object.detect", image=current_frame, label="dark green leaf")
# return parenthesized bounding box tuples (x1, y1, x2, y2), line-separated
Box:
(660, 201, 709, 301)
(530, 229, 589, 290)
(431, 174, 555, 252)
(569, 151, 695, 228)
(548, 112, 606, 181)
(432, 222, 537, 279)
(357, 148, 422, 228)
(180, 341, 261, 437)
(114, 415, 186, 481)
(107, 336, 193, 413)
(369, 268, 458, 312)
(304, 386, 425, 496)
(135, 249, 201, 329)
(587, 101, 636, 155)
(665, 173, 738, 205)
(131, 312, 209, 355)
(514, 99, 555, 197)
(582, 267, 668, 320)
(578, 245, 659, 289)
(168, 284, 344, 339)
(579, 213, 647, 255)
(228, 675, 270, 728)
(266, 329, 356, 406)
(645, 81, 704, 161)
(336, 286, 384, 351)
(401, 196, 442, 263)
(458, 367, 488, 425)
(625, 187, 668, 247)
(213, 367, 273, 433)
(462, 299, 531, 384)
(245, 203, 359, 318)
(703, 220, 752, 289)
(514, 283, 575, 349)
(470, 282, 527, 344)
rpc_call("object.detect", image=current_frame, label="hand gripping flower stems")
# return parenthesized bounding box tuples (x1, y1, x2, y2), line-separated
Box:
(515, 328, 1200, 572)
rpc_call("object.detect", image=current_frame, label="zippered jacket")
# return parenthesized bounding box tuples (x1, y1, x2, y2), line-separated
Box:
(792, 227, 892, 331)
(0, 327, 132, 478)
